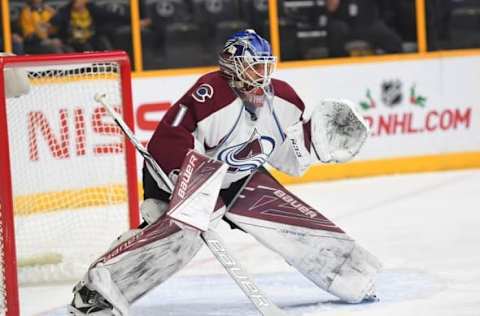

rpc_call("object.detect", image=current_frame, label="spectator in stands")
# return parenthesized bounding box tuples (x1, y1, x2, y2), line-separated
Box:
(1, 4, 23, 54)
(18, 0, 67, 54)
(12, 33, 25, 55)
(326, 0, 402, 57)
(425, 0, 453, 51)
(51, 0, 129, 52)
(379, 0, 418, 52)
(0, 33, 25, 55)
(139, 0, 153, 30)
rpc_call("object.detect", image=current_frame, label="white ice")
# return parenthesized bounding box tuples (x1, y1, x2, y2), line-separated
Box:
(21, 169, 480, 316)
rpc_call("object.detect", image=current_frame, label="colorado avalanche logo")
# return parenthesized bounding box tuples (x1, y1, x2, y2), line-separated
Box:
(192, 84, 214, 103)
(217, 132, 275, 173)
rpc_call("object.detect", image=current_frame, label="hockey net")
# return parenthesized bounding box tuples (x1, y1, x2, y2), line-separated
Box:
(0, 52, 139, 315)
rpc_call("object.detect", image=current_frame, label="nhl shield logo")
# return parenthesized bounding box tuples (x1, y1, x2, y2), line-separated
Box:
(381, 79, 403, 107)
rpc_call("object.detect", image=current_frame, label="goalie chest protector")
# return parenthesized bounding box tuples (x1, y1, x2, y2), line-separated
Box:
(149, 71, 307, 189)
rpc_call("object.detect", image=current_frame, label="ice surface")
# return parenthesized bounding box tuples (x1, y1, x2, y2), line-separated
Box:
(21, 169, 480, 316)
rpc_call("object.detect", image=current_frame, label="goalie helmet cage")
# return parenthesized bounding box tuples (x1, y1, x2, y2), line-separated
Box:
(0, 51, 140, 315)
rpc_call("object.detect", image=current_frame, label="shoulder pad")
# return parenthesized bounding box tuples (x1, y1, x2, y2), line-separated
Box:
(189, 71, 236, 108)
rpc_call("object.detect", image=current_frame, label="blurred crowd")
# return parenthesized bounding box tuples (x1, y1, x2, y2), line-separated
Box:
(1, 0, 480, 69)
(2, 0, 137, 54)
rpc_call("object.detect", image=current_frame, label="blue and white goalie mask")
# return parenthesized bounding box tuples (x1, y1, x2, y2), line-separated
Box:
(219, 29, 277, 98)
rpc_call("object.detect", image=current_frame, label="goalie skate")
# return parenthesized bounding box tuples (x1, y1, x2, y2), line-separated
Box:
(68, 281, 115, 316)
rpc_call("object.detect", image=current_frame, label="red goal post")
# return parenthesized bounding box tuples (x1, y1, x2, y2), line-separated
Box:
(0, 51, 140, 315)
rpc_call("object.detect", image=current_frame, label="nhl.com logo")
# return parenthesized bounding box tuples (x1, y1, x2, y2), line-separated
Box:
(359, 79, 471, 137)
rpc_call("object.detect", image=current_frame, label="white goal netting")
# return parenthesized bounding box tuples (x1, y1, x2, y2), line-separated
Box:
(2, 60, 136, 289)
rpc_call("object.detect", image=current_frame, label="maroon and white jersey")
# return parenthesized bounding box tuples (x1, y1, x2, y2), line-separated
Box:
(148, 71, 311, 189)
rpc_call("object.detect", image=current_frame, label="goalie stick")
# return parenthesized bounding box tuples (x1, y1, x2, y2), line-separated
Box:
(95, 93, 287, 316)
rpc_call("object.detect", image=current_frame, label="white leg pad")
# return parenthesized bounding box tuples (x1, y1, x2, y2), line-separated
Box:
(140, 198, 168, 225)
(327, 244, 381, 303)
(88, 266, 130, 316)
(226, 213, 382, 303)
(108, 229, 141, 251)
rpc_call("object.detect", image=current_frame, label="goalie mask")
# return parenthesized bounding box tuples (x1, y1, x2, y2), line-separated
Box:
(219, 29, 276, 107)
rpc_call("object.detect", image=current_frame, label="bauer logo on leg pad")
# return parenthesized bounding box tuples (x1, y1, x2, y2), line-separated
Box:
(177, 154, 198, 199)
